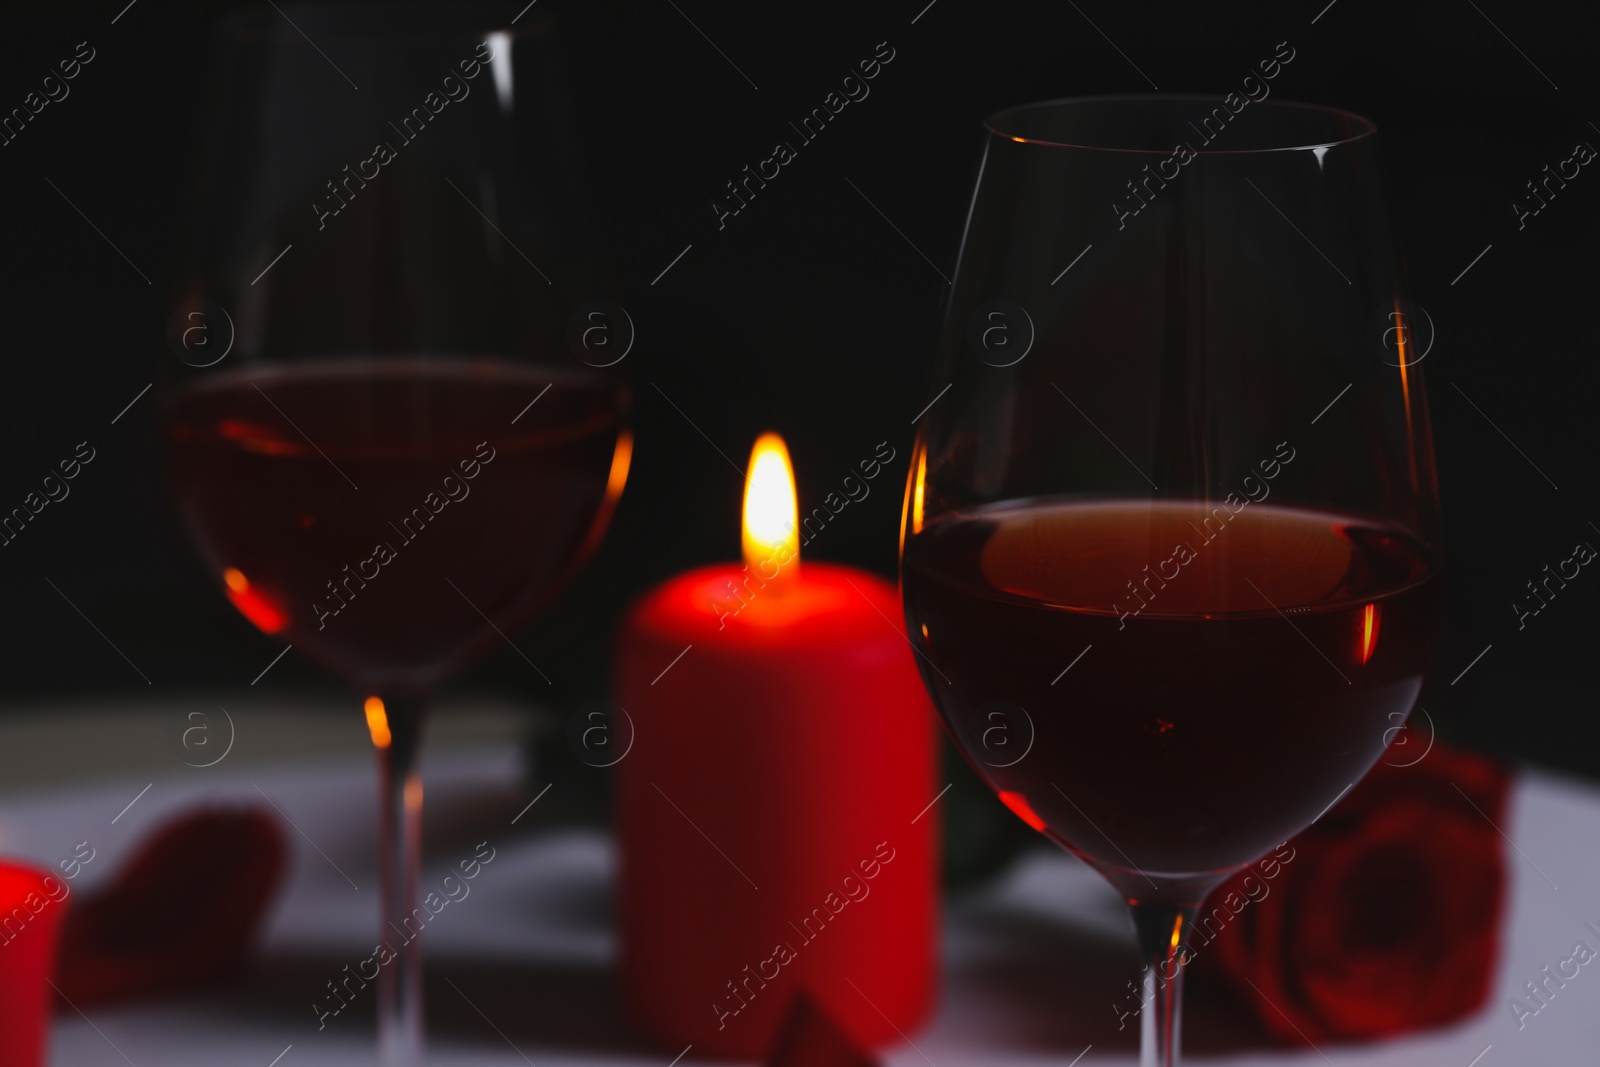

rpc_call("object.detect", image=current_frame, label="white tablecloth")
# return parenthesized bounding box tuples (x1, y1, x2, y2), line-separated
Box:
(2, 742, 1596, 1066)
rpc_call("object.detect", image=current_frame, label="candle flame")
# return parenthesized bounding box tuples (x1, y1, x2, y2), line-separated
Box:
(743, 432, 799, 585)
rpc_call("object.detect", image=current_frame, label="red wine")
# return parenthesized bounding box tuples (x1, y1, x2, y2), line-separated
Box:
(902, 499, 1439, 889)
(167, 358, 627, 689)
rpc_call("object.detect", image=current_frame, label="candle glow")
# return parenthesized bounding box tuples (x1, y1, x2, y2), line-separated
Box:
(1358, 602, 1380, 664)
(364, 696, 391, 749)
(222, 566, 287, 634)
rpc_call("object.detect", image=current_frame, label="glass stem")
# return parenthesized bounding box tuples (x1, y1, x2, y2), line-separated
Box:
(1130, 902, 1197, 1067)
(373, 693, 428, 1067)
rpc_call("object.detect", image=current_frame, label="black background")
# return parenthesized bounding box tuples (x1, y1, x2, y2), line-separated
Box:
(0, 0, 1596, 780)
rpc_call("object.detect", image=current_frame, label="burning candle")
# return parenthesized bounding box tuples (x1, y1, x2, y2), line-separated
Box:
(615, 434, 939, 1056)
(0, 861, 70, 1067)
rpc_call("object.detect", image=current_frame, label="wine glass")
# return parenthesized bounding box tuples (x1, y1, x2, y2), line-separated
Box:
(899, 96, 1439, 1065)
(162, 7, 630, 1064)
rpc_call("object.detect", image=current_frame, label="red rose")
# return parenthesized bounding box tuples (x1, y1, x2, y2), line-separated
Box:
(1194, 743, 1512, 1043)
(57, 807, 287, 1004)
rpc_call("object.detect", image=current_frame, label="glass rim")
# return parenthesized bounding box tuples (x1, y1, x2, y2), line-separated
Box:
(215, 2, 544, 43)
(985, 94, 1378, 155)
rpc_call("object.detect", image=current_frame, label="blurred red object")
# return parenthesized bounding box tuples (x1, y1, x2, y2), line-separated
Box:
(615, 561, 940, 1056)
(1197, 742, 1512, 1042)
(0, 862, 71, 1067)
(766, 994, 879, 1067)
(56, 807, 287, 1005)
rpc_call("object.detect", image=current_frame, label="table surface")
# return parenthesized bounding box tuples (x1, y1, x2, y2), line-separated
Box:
(1, 701, 1596, 1066)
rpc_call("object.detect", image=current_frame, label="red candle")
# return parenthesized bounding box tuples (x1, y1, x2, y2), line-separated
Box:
(0, 861, 71, 1067)
(616, 434, 939, 1057)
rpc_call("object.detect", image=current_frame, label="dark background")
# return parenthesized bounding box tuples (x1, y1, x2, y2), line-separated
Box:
(0, 0, 1595, 781)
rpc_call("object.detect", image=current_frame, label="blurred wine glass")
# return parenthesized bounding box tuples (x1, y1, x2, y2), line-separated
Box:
(163, 6, 630, 1063)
